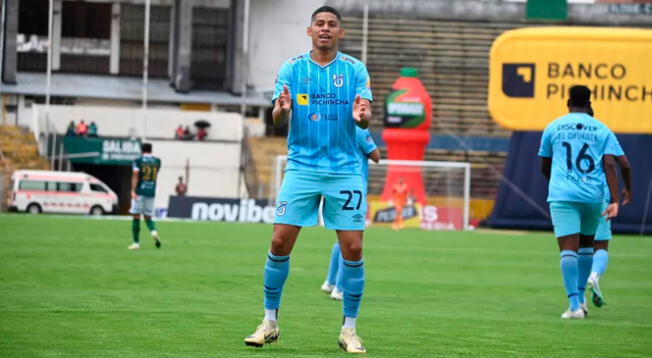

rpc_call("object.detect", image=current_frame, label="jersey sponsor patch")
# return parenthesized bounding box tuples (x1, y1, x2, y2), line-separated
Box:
(297, 94, 309, 106)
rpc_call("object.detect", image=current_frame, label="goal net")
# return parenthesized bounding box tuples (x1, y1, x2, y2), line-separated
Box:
(270, 156, 471, 231)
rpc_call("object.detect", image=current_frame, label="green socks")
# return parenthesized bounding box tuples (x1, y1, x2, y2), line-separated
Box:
(145, 219, 156, 232)
(132, 219, 140, 243)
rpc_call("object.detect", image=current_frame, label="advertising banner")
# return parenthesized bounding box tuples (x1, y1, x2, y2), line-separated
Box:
(489, 27, 652, 133)
(367, 197, 463, 231)
(63, 136, 141, 165)
(168, 196, 276, 223)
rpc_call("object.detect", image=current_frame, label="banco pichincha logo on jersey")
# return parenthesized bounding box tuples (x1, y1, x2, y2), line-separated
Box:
(502, 63, 536, 98)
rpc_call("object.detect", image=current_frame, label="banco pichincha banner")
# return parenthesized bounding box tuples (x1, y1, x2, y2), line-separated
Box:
(488, 27, 652, 133)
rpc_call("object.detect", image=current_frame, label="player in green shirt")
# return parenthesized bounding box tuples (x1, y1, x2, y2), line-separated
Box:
(128, 143, 162, 250)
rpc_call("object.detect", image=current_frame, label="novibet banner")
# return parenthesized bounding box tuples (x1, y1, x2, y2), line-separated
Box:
(488, 27, 652, 133)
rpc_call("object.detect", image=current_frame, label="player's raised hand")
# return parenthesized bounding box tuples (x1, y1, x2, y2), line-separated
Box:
(279, 85, 292, 112)
(352, 95, 366, 123)
(621, 188, 631, 206)
(602, 202, 619, 220)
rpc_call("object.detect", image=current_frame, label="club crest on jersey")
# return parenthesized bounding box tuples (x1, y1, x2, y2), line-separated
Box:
(332, 74, 344, 88)
(276, 201, 288, 216)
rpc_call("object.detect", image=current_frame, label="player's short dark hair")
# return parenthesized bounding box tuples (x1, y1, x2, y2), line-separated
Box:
(569, 85, 591, 107)
(311, 6, 341, 23)
(141, 142, 152, 153)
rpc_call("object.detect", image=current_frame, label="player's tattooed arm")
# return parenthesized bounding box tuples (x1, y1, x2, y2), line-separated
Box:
(540, 157, 552, 181)
(616, 155, 632, 205)
(602, 154, 619, 220)
(272, 85, 292, 126)
(368, 148, 381, 163)
(130, 169, 138, 199)
(353, 95, 371, 129)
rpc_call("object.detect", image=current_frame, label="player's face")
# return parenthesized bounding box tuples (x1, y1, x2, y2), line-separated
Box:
(307, 12, 344, 51)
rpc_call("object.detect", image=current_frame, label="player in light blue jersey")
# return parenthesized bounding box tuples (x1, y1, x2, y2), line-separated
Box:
(322, 127, 380, 300)
(586, 110, 632, 308)
(244, 6, 373, 353)
(538, 85, 620, 320)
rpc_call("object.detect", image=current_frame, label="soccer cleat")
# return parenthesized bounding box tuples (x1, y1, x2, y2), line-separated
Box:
(331, 288, 343, 301)
(244, 319, 279, 347)
(128, 243, 140, 250)
(580, 302, 589, 317)
(339, 327, 366, 353)
(151, 231, 161, 248)
(587, 276, 605, 307)
(321, 280, 334, 294)
(561, 309, 585, 319)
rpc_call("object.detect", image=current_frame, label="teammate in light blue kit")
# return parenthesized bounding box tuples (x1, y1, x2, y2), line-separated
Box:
(538, 85, 620, 319)
(322, 127, 380, 300)
(244, 6, 373, 353)
(586, 111, 632, 308)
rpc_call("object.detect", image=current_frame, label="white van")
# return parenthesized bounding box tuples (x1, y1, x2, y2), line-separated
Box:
(8, 170, 118, 215)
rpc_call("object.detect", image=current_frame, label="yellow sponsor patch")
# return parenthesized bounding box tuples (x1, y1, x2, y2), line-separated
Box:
(296, 93, 309, 106)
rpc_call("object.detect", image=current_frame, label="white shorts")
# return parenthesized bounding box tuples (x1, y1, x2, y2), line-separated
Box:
(129, 196, 155, 216)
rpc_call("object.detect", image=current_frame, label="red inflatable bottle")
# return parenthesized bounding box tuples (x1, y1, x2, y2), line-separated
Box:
(381, 67, 432, 205)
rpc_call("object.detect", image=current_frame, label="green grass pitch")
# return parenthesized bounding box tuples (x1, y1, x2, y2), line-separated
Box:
(1, 214, 651, 357)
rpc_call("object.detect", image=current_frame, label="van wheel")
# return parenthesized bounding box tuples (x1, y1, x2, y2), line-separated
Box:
(27, 203, 42, 214)
(90, 205, 105, 216)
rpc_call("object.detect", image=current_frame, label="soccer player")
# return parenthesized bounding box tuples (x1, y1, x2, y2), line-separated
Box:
(244, 6, 372, 353)
(538, 85, 620, 319)
(127, 143, 162, 250)
(587, 138, 632, 308)
(391, 177, 410, 230)
(322, 127, 380, 301)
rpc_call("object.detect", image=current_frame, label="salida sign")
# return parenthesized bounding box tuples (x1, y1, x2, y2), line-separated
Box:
(489, 27, 652, 133)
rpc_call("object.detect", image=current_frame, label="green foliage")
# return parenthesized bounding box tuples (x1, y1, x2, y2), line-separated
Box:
(1, 215, 651, 357)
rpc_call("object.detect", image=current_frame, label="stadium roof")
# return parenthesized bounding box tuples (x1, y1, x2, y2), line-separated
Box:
(1, 72, 271, 107)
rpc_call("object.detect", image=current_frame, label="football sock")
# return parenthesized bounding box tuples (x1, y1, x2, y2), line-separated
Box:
(264, 309, 278, 322)
(335, 254, 344, 292)
(145, 219, 156, 232)
(341, 258, 365, 318)
(263, 251, 290, 310)
(343, 316, 357, 329)
(577, 247, 594, 304)
(327, 242, 340, 286)
(131, 219, 140, 243)
(560, 250, 580, 311)
(592, 249, 609, 277)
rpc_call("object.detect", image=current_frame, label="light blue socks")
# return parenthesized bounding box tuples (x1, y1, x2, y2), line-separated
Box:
(592, 249, 609, 276)
(577, 247, 594, 304)
(327, 242, 340, 286)
(263, 251, 290, 310)
(560, 250, 580, 311)
(341, 258, 365, 318)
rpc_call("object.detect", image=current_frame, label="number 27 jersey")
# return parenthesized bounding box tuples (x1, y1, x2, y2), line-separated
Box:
(538, 113, 619, 203)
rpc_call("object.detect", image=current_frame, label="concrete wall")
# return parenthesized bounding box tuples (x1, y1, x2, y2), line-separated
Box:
(31, 105, 243, 142)
(149, 139, 241, 210)
(248, 0, 325, 92)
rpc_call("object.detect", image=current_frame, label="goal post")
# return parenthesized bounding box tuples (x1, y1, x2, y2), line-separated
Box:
(269, 155, 472, 231)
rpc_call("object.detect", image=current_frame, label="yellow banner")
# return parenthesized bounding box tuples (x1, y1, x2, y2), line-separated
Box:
(488, 27, 652, 133)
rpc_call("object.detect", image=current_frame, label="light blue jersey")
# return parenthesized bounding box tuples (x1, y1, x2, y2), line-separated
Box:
(356, 127, 377, 193)
(273, 51, 373, 174)
(538, 113, 619, 203)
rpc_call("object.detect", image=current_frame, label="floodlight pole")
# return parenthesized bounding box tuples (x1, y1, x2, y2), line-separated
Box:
(361, 1, 369, 64)
(142, 0, 151, 141)
(46, 0, 54, 168)
(237, 0, 251, 197)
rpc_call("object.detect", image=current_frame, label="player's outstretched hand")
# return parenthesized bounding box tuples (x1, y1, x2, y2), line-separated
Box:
(352, 95, 366, 123)
(602, 202, 619, 220)
(621, 188, 631, 206)
(279, 85, 292, 112)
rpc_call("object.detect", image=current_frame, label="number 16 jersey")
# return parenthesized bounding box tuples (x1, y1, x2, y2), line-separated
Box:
(538, 112, 619, 203)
